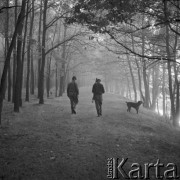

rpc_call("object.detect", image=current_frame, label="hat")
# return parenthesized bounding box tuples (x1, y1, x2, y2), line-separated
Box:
(72, 76, 77, 80)
(96, 78, 101, 82)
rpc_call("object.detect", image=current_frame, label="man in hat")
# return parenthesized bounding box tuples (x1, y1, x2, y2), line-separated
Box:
(67, 76, 79, 114)
(92, 78, 105, 117)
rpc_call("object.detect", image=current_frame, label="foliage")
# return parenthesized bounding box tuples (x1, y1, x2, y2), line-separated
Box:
(67, 0, 160, 32)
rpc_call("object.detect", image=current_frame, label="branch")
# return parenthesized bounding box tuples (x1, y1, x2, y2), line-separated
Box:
(46, 10, 73, 29)
(45, 32, 89, 55)
(0, 6, 21, 13)
(169, 23, 180, 36)
(106, 30, 178, 64)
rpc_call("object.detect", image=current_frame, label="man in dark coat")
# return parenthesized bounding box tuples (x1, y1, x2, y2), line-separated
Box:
(67, 76, 79, 114)
(92, 78, 105, 117)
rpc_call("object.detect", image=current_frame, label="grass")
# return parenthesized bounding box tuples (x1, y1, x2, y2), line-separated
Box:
(0, 88, 179, 180)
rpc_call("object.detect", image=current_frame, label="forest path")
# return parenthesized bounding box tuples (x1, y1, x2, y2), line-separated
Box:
(0, 87, 180, 180)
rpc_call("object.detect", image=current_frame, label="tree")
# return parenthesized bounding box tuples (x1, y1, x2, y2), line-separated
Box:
(12, 0, 18, 103)
(3, 0, 11, 102)
(14, 0, 27, 112)
(26, 0, 35, 101)
(59, 23, 67, 96)
(21, 1, 29, 105)
(39, 0, 48, 104)
(0, 0, 26, 123)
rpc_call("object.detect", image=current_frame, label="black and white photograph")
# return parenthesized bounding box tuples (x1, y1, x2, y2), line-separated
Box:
(0, 0, 180, 179)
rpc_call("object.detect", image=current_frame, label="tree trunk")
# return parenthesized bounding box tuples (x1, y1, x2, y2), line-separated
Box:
(104, 73, 109, 93)
(30, 48, 35, 94)
(173, 24, 179, 126)
(142, 63, 151, 108)
(46, 59, 51, 98)
(14, 1, 26, 112)
(8, 65, 11, 102)
(26, 0, 35, 101)
(12, 0, 18, 103)
(5, 0, 11, 102)
(20, 1, 29, 106)
(151, 63, 160, 111)
(126, 52, 137, 101)
(127, 76, 131, 99)
(162, 62, 166, 116)
(142, 34, 150, 107)
(39, 0, 48, 104)
(164, 0, 176, 125)
(38, 0, 43, 98)
(59, 23, 67, 96)
(140, 15, 150, 107)
(46, 22, 57, 97)
(55, 62, 58, 97)
(131, 34, 144, 102)
(34, 68, 37, 89)
(136, 59, 144, 102)
(175, 81, 179, 124)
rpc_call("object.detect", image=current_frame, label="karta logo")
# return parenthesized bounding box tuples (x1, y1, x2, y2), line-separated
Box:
(107, 158, 179, 179)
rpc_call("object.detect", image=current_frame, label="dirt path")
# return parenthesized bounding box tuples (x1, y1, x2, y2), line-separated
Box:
(0, 88, 180, 180)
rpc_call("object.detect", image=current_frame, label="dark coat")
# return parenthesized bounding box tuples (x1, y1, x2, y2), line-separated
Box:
(92, 83, 105, 95)
(67, 82, 79, 97)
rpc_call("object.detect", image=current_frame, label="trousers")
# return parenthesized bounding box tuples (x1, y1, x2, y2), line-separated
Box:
(69, 95, 78, 113)
(94, 95, 102, 116)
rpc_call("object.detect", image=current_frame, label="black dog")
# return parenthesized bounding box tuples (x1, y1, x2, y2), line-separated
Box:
(126, 101, 143, 114)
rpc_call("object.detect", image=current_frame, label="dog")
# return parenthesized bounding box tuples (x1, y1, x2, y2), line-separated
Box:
(126, 101, 143, 114)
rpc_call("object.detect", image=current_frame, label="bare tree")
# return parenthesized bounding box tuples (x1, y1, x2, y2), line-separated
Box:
(0, 0, 26, 123)
(26, 0, 35, 101)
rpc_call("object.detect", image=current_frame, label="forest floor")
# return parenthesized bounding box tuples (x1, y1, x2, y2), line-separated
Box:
(0, 87, 180, 180)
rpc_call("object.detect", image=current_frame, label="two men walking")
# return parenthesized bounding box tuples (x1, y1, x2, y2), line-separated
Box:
(67, 76, 105, 117)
